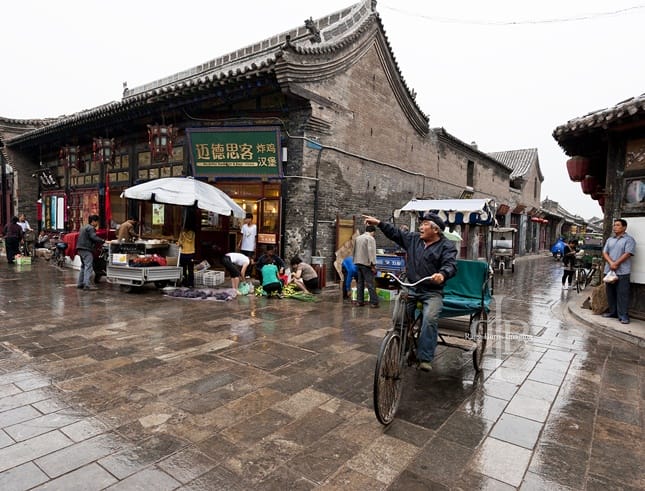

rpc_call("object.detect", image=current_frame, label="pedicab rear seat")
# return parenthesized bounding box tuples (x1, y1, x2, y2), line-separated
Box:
(440, 259, 492, 318)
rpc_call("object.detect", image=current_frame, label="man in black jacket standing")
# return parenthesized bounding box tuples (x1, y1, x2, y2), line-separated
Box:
(362, 212, 457, 371)
(76, 215, 105, 290)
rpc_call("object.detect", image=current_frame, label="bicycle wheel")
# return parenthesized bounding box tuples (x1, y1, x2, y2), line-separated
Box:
(472, 310, 488, 371)
(373, 330, 403, 425)
(575, 269, 586, 293)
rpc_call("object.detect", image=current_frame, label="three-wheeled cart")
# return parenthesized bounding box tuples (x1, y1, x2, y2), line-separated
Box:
(491, 226, 517, 274)
(393, 198, 496, 369)
(106, 241, 182, 292)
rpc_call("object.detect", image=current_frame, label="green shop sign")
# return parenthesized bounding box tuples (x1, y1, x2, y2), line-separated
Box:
(187, 127, 282, 178)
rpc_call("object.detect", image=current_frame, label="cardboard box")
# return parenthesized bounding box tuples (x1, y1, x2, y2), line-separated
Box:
(165, 256, 178, 266)
(376, 288, 400, 302)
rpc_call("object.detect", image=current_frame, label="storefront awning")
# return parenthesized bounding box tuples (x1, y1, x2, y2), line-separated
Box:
(396, 198, 496, 225)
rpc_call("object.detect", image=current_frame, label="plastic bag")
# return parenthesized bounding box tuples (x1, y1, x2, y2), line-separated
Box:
(238, 282, 251, 295)
(602, 270, 618, 283)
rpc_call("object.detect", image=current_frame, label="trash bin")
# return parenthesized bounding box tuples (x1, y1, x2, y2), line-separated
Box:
(311, 256, 326, 289)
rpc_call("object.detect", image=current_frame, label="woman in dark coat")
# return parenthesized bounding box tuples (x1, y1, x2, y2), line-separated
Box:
(3, 216, 23, 264)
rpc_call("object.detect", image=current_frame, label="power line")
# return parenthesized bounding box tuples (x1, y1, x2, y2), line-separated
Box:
(381, 4, 645, 26)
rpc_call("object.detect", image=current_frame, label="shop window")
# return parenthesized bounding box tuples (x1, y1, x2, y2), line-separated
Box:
(262, 199, 279, 234)
(140, 202, 183, 239)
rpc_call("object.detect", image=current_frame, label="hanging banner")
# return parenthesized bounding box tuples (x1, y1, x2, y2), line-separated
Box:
(187, 127, 282, 178)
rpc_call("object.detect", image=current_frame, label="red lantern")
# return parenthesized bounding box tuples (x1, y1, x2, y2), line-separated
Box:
(566, 156, 590, 182)
(581, 175, 599, 194)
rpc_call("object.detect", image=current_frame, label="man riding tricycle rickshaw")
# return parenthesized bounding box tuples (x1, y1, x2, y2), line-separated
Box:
(371, 198, 497, 424)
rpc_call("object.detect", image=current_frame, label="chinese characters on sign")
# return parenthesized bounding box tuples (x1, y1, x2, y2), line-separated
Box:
(187, 127, 282, 178)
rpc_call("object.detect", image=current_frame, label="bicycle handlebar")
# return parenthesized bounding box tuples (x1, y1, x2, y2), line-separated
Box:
(385, 272, 437, 287)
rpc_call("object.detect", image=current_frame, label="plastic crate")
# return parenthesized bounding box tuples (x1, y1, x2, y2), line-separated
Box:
(204, 270, 225, 287)
(195, 270, 225, 287)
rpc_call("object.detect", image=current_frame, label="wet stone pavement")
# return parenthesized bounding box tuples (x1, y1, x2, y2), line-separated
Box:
(0, 256, 642, 490)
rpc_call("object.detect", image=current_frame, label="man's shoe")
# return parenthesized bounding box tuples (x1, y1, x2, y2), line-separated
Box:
(419, 361, 432, 372)
(369, 303, 379, 308)
(601, 312, 617, 318)
(83, 285, 99, 291)
(562, 285, 568, 290)
(353, 302, 365, 307)
(620, 317, 630, 324)
(76, 285, 84, 289)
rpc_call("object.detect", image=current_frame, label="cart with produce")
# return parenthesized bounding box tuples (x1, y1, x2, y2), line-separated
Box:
(106, 240, 182, 292)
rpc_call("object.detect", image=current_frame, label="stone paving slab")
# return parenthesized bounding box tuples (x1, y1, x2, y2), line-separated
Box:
(0, 256, 642, 489)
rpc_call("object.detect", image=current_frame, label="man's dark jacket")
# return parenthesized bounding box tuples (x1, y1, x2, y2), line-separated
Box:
(378, 221, 457, 292)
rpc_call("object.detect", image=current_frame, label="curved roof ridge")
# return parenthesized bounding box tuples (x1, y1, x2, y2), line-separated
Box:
(125, 2, 364, 100)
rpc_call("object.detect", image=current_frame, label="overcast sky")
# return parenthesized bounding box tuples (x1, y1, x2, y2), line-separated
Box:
(2, 0, 644, 219)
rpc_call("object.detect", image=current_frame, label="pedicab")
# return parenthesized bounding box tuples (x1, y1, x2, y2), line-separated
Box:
(491, 226, 517, 274)
(393, 198, 495, 370)
(374, 198, 496, 424)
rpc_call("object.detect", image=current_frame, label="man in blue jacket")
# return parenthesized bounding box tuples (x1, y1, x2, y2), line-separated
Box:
(362, 212, 457, 371)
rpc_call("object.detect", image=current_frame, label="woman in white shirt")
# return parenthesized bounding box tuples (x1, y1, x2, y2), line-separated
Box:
(222, 251, 250, 290)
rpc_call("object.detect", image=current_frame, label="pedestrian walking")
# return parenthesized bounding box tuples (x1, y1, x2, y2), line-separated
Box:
(561, 239, 577, 289)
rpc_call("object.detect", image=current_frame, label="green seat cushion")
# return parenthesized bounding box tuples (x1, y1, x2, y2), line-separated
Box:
(440, 259, 491, 318)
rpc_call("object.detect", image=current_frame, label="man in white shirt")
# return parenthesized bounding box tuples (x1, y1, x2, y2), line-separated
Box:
(238, 213, 257, 258)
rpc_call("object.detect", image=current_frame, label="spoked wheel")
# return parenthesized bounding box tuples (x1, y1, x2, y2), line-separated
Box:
(56, 254, 65, 269)
(471, 310, 488, 372)
(575, 269, 587, 294)
(373, 330, 403, 425)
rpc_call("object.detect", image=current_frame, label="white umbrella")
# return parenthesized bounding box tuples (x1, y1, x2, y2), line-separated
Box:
(121, 177, 245, 218)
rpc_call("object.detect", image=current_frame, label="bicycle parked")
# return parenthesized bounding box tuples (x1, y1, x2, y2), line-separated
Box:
(573, 258, 600, 293)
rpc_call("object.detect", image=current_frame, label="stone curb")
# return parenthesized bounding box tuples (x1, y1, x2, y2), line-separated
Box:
(567, 297, 645, 347)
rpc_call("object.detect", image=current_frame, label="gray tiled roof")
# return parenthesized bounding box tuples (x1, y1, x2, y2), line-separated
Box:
(7, 0, 428, 144)
(488, 148, 542, 180)
(433, 127, 512, 173)
(124, 2, 369, 100)
(553, 93, 645, 138)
